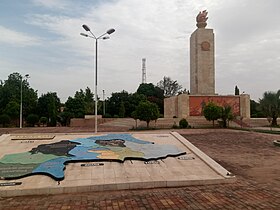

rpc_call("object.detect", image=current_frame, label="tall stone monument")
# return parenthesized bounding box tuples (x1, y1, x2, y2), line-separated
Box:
(164, 10, 250, 120)
(190, 10, 215, 95)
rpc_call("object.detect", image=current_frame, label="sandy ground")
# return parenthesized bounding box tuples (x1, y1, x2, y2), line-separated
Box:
(179, 129, 280, 192)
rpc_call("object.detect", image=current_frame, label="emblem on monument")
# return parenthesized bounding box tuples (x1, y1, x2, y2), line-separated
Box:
(201, 41, 210, 51)
(196, 10, 208, 28)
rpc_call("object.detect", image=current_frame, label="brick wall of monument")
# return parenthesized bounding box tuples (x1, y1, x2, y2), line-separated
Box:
(189, 96, 240, 116)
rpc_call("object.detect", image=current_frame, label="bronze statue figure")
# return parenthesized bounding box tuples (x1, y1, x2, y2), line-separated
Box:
(196, 10, 208, 28)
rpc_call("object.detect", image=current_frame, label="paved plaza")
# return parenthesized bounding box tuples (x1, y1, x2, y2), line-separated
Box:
(0, 129, 279, 209)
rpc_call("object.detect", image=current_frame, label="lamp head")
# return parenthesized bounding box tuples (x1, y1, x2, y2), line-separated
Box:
(82, 24, 91, 31)
(107, 28, 115, 35)
(80, 33, 89, 37)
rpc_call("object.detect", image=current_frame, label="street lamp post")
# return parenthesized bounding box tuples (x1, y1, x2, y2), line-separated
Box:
(20, 74, 30, 128)
(103, 89, 105, 116)
(80, 25, 115, 133)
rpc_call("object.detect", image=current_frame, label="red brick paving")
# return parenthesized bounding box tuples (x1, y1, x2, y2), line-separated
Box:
(0, 179, 279, 209)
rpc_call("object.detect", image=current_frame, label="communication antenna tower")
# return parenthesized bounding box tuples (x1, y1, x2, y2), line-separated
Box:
(142, 58, 146, 84)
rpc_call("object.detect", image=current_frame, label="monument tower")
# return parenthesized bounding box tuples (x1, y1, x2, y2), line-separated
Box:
(164, 10, 250, 120)
(190, 10, 215, 95)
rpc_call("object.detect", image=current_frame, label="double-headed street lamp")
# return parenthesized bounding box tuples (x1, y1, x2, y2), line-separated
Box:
(20, 74, 30, 128)
(80, 25, 115, 133)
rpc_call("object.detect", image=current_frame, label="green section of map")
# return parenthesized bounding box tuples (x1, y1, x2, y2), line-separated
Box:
(0, 152, 61, 164)
(0, 162, 39, 177)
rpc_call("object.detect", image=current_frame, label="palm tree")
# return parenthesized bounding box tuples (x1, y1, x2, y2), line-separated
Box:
(259, 90, 280, 126)
(220, 106, 233, 128)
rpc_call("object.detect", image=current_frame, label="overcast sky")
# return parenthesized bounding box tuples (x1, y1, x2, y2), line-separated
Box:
(0, 0, 279, 102)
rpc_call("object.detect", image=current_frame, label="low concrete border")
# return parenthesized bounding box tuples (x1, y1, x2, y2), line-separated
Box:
(171, 132, 235, 179)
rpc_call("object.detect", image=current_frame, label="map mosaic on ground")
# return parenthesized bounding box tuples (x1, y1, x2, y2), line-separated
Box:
(0, 134, 185, 181)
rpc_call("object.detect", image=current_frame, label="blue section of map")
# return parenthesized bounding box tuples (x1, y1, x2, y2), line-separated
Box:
(32, 157, 71, 179)
(125, 141, 185, 159)
(69, 146, 99, 160)
(70, 138, 100, 147)
(86, 134, 152, 145)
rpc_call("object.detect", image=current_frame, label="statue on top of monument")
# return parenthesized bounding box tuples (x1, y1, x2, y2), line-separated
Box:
(196, 10, 208, 28)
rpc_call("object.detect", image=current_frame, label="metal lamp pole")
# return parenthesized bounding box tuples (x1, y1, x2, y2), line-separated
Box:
(81, 25, 115, 133)
(20, 74, 30, 128)
(103, 89, 105, 116)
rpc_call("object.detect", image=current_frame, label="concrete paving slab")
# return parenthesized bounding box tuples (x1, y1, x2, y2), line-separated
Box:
(0, 132, 235, 197)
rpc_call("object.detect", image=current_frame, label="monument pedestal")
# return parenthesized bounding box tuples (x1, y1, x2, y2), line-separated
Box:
(164, 94, 251, 119)
(190, 28, 215, 95)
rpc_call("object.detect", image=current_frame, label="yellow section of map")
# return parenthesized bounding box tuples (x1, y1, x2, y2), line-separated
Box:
(92, 147, 144, 161)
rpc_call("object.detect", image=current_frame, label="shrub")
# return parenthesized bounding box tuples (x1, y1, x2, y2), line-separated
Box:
(172, 122, 179, 129)
(40, 117, 48, 126)
(58, 112, 73, 126)
(104, 113, 112, 118)
(134, 101, 160, 128)
(179, 118, 189, 128)
(0, 114, 11, 127)
(26, 114, 39, 127)
(113, 114, 119, 118)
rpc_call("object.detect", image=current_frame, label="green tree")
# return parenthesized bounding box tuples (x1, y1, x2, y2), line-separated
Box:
(105, 90, 129, 117)
(64, 96, 85, 118)
(4, 101, 19, 120)
(131, 110, 138, 128)
(220, 106, 234, 128)
(136, 83, 164, 114)
(235, 85, 240, 95)
(39, 117, 48, 127)
(37, 92, 61, 126)
(0, 114, 11, 127)
(26, 114, 39, 127)
(203, 102, 221, 127)
(119, 101, 125, 118)
(134, 101, 160, 128)
(127, 93, 147, 116)
(74, 87, 94, 114)
(63, 87, 95, 119)
(250, 99, 264, 118)
(58, 112, 73, 126)
(157, 76, 182, 97)
(48, 96, 57, 126)
(106, 91, 146, 117)
(259, 90, 280, 126)
(0, 73, 37, 124)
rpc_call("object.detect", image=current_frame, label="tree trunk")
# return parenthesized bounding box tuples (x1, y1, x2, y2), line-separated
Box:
(147, 120, 150, 128)
(212, 120, 214, 128)
(223, 119, 227, 128)
(272, 117, 278, 126)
